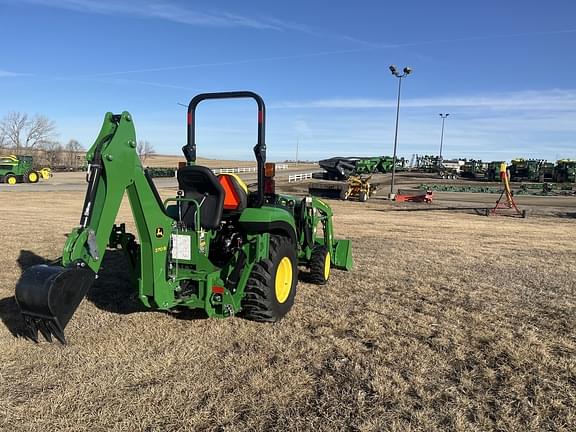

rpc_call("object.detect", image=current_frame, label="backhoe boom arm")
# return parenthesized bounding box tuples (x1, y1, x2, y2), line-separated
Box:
(61, 112, 172, 276)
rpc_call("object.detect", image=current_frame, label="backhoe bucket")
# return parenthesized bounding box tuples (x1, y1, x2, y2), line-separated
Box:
(332, 239, 353, 271)
(15, 264, 95, 344)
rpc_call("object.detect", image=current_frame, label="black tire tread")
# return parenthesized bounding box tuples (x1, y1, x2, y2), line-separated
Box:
(309, 244, 329, 285)
(241, 235, 297, 322)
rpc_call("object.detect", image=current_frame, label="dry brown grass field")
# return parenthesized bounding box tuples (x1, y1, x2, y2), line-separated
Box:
(0, 189, 575, 431)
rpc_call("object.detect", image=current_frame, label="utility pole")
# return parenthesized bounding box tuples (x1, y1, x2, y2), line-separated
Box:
(296, 137, 299, 164)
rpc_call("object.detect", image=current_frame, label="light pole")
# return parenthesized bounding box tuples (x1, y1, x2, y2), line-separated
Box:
(439, 113, 449, 161)
(389, 65, 412, 196)
(296, 137, 299, 164)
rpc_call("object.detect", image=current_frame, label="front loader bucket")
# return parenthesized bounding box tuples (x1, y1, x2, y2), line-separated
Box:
(15, 264, 95, 344)
(332, 239, 353, 271)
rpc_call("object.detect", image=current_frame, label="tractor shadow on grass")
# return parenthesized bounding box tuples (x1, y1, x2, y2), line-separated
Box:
(556, 211, 576, 219)
(0, 250, 53, 338)
(87, 250, 209, 321)
(0, 296, 26, 338)
(0, 250, 208, 338)
(85, 250, 148, 315)
(2, 247, 241, 339)
(378, 206, 491, 216)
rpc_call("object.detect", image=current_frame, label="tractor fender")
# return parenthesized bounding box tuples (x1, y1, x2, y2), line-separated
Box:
(238, 207, 297, 245)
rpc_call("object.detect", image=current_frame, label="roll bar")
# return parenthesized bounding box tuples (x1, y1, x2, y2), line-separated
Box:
(183, 91, 266, 207)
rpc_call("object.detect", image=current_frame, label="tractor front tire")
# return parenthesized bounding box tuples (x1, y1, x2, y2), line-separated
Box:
(241, 235, 297, 322)
(309, 244, 330, 285)
(24, 170, 39, 183)
(359, 191, 368, 202)
(5, 174, 17, 185)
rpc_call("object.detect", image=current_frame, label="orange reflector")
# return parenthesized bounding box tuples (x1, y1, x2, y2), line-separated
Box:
(265, 162, 276, 178)
(212, 286, 225, 294)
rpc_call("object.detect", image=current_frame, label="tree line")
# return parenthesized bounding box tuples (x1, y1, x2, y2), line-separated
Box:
(0, 112, 155, 169)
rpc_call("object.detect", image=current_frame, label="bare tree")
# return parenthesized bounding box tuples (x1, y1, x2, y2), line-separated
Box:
(65, 139, 83, 168)
(0, 112, 28, 153)
(42, 140, 63, 167)
(137, 140, 155, 163)
(26, 115, 56, 149)
(0, 112, 57, 154)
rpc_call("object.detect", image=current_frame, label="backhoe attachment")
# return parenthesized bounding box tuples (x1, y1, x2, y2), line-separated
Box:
(15, 112, 142, 344)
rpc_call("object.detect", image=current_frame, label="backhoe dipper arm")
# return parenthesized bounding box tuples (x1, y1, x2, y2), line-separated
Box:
(15, 112, 174, 343)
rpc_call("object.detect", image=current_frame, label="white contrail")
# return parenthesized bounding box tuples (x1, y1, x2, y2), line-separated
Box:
(79, 28, 576, 78)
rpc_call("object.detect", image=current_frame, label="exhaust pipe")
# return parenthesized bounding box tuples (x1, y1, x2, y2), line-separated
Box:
(15, 264, 95, 344)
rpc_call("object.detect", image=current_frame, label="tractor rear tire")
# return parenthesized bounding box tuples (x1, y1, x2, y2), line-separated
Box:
(241, 235, 297, 322)
(309, 244, 330, 285)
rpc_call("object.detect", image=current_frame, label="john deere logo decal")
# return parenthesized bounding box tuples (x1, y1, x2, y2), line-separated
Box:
(155, 227, 164, 238)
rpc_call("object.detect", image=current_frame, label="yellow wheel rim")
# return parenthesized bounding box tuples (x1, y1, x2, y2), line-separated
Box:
(7, 176, 16, 185)
(275, 257, 293, 304)
(324, 252, 331, 280)
(28, 172, 38, 182)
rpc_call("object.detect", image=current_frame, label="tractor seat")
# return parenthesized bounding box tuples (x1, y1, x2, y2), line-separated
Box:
(177, 165, 224, 229)
(218, 173, 248, 213)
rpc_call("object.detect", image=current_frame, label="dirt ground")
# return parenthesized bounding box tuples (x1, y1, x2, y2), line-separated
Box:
(0, 185, 575, 431)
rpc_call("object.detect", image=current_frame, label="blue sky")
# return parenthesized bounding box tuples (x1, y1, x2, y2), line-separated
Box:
(0, 0, 575, 161)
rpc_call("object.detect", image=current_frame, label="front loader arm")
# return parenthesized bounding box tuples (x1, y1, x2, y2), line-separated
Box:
(311, 197, 353, 271)
(15, 112, 174, 343)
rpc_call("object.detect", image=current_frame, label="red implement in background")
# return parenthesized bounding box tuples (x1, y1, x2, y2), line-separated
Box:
(394, 189, 433, 203)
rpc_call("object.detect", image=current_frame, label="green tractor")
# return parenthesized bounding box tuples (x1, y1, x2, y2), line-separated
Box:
(376, 156, 395, 174)
(508, 158, 543, 182)
(353, 157, 381, 175)
(554, 160, 576, 183)
(0, 154, 41, 184)
(15, 91, 353, 344)
(485, 161, 505, 182)
(460, 159, 487, 179)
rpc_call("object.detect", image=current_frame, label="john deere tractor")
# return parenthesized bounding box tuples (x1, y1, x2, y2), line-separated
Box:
(15, 92, 353, 344)
(0, 154, 48, 184)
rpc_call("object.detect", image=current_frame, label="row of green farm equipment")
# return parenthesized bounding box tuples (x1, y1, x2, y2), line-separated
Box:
(318, 155, 576, 184)
(459, 158, 576, 183)
(318, 156, 405, 180)
(410, 154, 576, 183)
